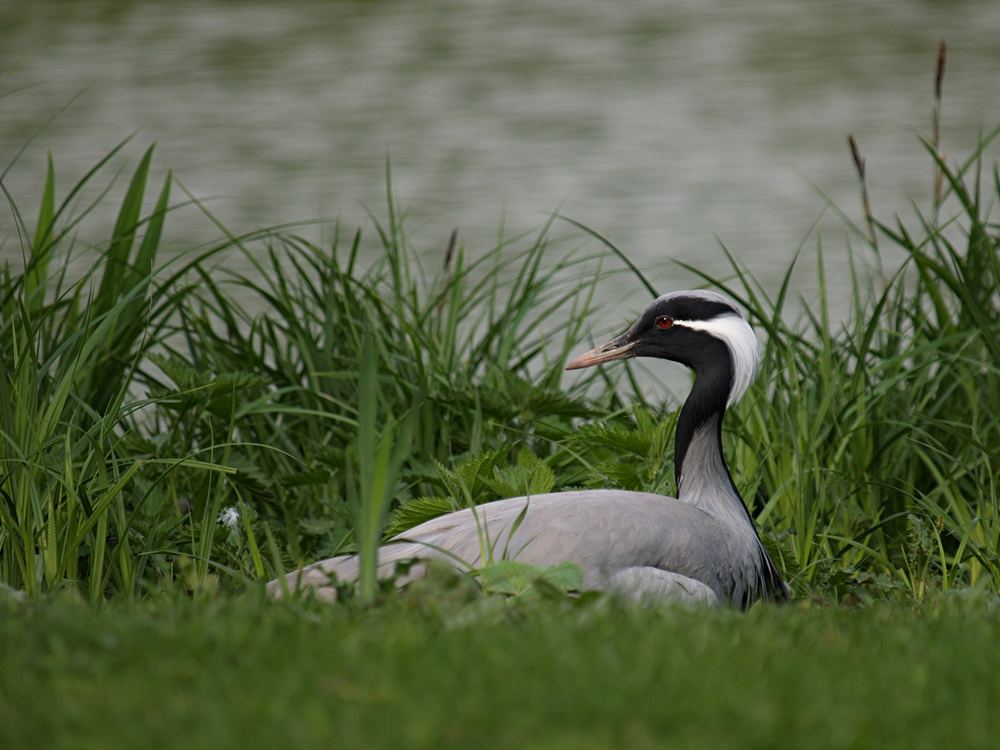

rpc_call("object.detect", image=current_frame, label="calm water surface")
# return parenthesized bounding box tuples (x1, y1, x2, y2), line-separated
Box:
(3, 0, 1000, 306)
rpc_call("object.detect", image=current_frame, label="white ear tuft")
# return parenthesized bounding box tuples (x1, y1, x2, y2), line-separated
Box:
(674, 314, 760, 405)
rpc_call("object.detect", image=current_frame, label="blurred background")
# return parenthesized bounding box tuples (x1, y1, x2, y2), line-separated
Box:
(2, 0, 1000, 302)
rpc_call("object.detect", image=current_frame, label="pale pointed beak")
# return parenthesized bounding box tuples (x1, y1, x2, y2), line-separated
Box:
(565, 336, 637, 370)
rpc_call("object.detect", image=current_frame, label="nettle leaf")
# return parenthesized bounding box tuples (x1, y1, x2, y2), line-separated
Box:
(534, 561, 584, 592)
(572, 422, 651, 457)
(432, 459, 463, 501)
(573, 408, 678, 460)
(455, 450, 502, 495)
(636, 410, 674, 480)
(148, 353, 269, 418)
(569, 408, 678, 491)
(472, 369, 594, 431)
(531, 415, 575, 442)
(280, 468, 333, 488)
(384, 496, 458, 538)
(478, 560, 583, 598)
(148, 352, 201, 389)
(433, 450, 503, 506)
(906, 513, 936, 557)
(298, 517, 336, 536)
(478, 561, 537, 596)
(485, 449, 555, 498)
(586, 460, 649, 491)
(225, 452, 272, 491)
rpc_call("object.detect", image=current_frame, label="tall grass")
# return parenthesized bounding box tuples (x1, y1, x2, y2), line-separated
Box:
(0, 142, 616, 599)
(722, 128, 1000, 601)
(1, 75, 998, 604)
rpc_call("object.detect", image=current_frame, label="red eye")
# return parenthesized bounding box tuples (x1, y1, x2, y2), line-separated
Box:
(655, 316, 674, 330)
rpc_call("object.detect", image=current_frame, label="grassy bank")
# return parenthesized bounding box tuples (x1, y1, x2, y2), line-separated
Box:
(2, 52, 1000, 749)
(1, 593, 997, 749)
(1, 124, 998, 604)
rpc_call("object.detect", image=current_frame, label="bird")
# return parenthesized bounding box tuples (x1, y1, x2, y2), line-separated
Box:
(267, 289, 788, 607)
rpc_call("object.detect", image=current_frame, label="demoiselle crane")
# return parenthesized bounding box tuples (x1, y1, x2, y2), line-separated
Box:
(268, 290, 788, 607)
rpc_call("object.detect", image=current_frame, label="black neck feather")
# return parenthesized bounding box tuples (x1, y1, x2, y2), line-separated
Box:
(673, 339, 734, 487)
(671, 337, 789, 604)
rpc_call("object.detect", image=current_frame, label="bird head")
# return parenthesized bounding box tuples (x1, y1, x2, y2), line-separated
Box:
(565, 290, 760, 406)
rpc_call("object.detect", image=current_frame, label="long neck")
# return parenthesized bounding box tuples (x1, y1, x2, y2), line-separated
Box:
(673, 359, 751, 527)
(670, 336, 788, 604)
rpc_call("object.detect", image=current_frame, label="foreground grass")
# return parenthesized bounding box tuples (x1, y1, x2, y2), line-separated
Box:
(0, 592, 996, 749)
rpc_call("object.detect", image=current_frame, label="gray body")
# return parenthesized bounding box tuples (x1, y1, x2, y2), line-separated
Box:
(269, 491, 728, 604)
(267, 290, 787, 607)
(268, 420, 777, 607)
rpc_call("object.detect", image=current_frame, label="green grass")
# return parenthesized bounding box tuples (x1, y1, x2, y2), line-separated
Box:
(1, 592, 997, 750)
(1, 54, 1000, 748)
(1, 125, 997, 604)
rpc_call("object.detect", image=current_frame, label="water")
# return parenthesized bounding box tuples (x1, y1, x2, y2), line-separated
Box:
(3, 0, 1000, 306)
